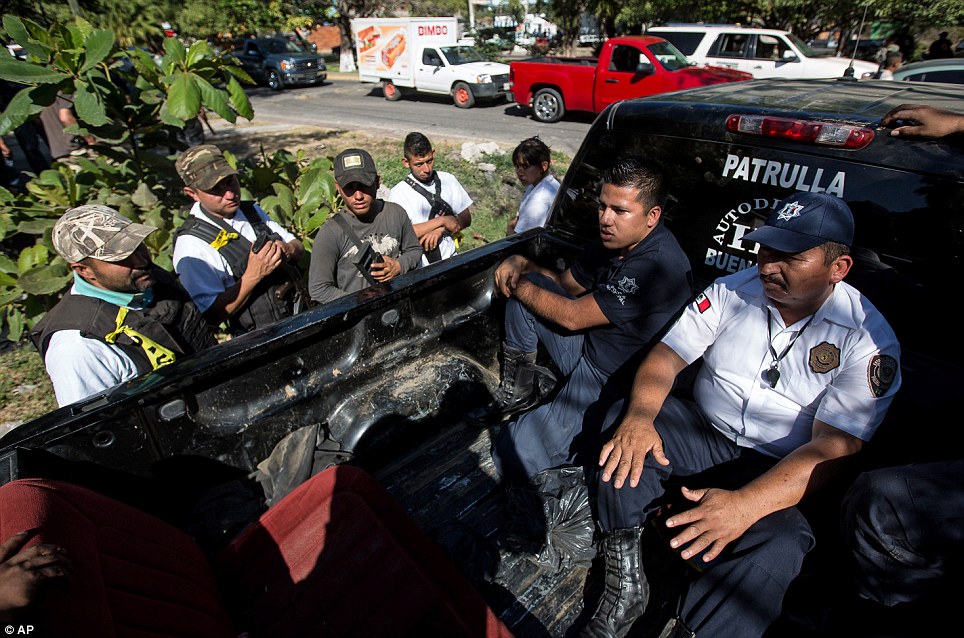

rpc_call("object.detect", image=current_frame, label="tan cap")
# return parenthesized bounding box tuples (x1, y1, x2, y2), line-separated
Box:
(175, 144, 238, 190)
(52, 205, 157, 263)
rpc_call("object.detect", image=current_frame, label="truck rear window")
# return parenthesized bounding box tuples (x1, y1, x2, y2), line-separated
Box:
(655, 31, 703, 56)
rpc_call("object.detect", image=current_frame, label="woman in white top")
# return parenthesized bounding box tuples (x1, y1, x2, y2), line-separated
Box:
(506, 136, 560, 235)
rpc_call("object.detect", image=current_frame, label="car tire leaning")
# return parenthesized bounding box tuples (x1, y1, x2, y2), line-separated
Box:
(267, 69, 283, 91)
(532, 87, 564, 123)
(452, 82, 475, 108)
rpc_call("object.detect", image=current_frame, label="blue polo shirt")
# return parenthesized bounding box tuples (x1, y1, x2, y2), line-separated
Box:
(570, 222, 692, 378)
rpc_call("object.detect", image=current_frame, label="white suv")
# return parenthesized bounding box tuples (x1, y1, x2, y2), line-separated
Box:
(648, 25, 878, 79)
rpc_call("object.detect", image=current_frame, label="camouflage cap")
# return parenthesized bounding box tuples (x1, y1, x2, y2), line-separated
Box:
(52, 205, 157, 263)
(175, 144, 238, 190)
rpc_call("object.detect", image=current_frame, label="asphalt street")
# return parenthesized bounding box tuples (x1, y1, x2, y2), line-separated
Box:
(216, 71, 596, 156)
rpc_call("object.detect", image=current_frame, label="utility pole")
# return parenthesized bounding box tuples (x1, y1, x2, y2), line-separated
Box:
(468, 0, 475, 32)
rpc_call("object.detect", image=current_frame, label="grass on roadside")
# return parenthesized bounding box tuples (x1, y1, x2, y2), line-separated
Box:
(0, 126, 572, 428)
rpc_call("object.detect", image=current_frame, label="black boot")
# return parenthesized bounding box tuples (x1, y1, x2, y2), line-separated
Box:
(467, 347, 555, 425)
(580, 527, 649, 638)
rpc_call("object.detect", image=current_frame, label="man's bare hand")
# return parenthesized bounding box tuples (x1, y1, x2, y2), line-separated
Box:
(420, 227, 445, 252)
(493, 255, 528, 297)
(882, 104, 964, 139)
(0, 532, 71, 612)
(440, 216, 462, 234)
(664, 486, 757, 563)
(598, 417, 669, 488)
(370, 255, 401, 282)
(245, 240, 284, 281)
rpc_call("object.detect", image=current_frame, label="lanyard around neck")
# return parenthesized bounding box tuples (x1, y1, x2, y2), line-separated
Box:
(764, 308, 816, 388)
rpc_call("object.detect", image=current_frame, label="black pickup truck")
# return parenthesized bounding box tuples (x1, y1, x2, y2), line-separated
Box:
(232, 37, 327, 91)
(2, 79, 961, 637)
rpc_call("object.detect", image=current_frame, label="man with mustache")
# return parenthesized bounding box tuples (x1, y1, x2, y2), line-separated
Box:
(308, 148, 422, 303)
(584, 192, 901, 638)
(31, 205, 216, 406)
(174, 144, 306, 336)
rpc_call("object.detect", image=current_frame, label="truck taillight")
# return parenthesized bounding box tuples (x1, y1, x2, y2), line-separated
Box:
(726, 115, 874, 149)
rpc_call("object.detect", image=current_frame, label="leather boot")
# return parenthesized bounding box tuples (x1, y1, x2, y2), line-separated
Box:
(467, 347, 555, 425)
(580, 527, 649, 638)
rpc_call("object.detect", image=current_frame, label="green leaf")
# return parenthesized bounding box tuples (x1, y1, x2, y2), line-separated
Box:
(0, 272, 16, 286)
(17, 245, 49, 274)
(163, 36, 186, 68)
(2, 15, 50, 60)
(80, 29, 115, 73)
(226, 76, 254, 120)
(16, 219, 56, 235)
(0, 253, 15, 274)
(73, 83, 110, 127)
(17, 265, 71, 296)
(4, 307, 25, 343)
(165, 73, 201, 120)
(0, 285, 19, 301)
(185, 40, 211, 67)
(194, 75, 234, 123)
(0, 58, 69, 84)
(0, 86, 44, 136)
(131, 181, 159, 209)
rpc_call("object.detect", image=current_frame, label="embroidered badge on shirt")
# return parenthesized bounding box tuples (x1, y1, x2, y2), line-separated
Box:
(695, 293, 711, 313)
(867, 354, 898, 397)
(808, 341, 840, 374)
(777, 201, 805, 221)
(617, 276, 638, 295)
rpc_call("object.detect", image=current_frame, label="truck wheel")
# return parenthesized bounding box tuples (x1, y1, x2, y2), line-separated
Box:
(532, 88, 564, 123)
(267, 69, 283, 91)
(452, 82, 475, 108)
(383, 81, 402, 101)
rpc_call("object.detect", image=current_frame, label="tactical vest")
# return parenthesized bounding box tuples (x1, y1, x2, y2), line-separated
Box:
(31, 269, 216, 377)
(175, 202, 303, 335)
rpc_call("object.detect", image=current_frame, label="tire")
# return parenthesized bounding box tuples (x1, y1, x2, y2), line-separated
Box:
(267, 69, 283, 91)
(452, 82, 475, 108)
(532, 88, 564, 123)
(383, 80, 402, 101)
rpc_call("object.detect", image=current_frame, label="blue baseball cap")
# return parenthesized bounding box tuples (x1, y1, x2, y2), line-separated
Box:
(744, 192, 854, 252)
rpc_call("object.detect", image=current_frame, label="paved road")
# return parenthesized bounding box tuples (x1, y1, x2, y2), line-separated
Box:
(233, 73, 596, 156)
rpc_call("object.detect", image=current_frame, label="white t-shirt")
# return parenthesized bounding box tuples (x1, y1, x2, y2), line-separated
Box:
(516, 174, 560, 233)
(173, 202, 295, 312)
(388, 171, 472, 267)
(44, 289, 140, 406)
(663, 267, 901, 458)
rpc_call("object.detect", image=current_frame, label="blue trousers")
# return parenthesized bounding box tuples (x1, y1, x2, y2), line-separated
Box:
(843, 459, 964, 606)
(493, 273, 619, 480)
(597, 395, 816, 638)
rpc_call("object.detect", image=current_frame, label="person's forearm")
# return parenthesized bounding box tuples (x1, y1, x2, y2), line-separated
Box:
(623, 343, 686, 425)
(205, 273, 261, 323)
(412, 218, 448, 238)
(514, 276, 605, 330)
(733, 427, 863, 523)
(457, 209, 471, 229)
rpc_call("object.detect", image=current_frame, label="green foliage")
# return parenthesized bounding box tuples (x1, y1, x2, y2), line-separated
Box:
(0, 15, 340, 343)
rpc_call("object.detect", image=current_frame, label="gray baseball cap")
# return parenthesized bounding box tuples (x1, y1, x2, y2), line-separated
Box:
(52, 205, 157, 263)
(175, 144, 238, 190)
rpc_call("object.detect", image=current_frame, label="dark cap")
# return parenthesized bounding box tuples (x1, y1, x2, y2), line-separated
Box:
(175, 144, 238, 190)
(744, 192, 854, 253)
(333, 149, 377, 188)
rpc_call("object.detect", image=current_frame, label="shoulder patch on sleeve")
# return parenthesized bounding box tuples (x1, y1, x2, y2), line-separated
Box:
(695, 293, 711, 313)
(867, 354, 898, 397)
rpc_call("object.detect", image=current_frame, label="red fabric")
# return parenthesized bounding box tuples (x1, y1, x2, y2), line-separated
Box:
(0, 478, 236, 638)
(217, 464, 514, 638)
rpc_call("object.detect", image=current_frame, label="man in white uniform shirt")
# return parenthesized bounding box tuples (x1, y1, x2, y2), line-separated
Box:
(388, 132, 472, 266)
(173, 144, 306, 335)
(581, 192, 901, 638)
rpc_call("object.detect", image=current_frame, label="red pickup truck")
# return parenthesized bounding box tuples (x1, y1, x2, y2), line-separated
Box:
(510, 35, 752, 122)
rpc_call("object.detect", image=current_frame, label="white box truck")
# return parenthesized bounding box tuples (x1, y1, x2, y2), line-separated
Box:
(351, 17, 512, 108)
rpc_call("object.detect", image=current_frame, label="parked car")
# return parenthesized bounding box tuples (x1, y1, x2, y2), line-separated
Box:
(892, 57, 964, 84)
(232, 37, 327, 91)
(648, 24, 878, 79)
(3, 79, 961, 636)
(509, 35, 751, 122)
